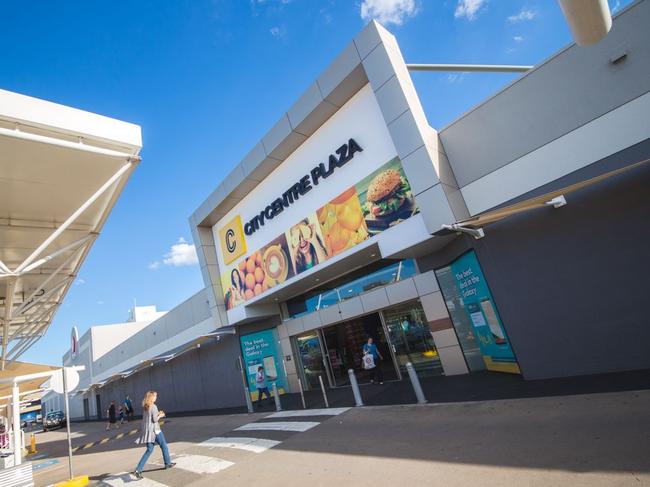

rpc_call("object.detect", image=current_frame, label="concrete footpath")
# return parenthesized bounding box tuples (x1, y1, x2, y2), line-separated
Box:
(33, 389, 650, 487)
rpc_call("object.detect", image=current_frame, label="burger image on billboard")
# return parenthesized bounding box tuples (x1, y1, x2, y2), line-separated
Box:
(359, 159, 417, 232)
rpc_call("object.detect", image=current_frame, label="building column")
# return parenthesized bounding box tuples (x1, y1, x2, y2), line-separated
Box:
(11, 383, 21, 465)
(416, 272, 469, 376)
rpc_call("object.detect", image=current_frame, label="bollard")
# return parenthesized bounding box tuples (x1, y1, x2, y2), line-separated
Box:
(406, 362, 428, 404)
(297, 378, 307, 409)
(244, 388, 254, 413)
(318, 375, 329, 408)
(348, 369, 364, 407)
(272, 383, 282, 412)
(29, 433, 36, 454)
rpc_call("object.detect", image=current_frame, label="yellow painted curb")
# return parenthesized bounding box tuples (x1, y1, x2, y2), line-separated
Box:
(53, 475, 89, 487)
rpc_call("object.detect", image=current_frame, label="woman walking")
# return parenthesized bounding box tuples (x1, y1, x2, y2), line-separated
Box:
(133, 391, 175, 480)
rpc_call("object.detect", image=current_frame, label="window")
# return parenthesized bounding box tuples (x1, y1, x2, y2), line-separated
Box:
(286, 259, 418, 320)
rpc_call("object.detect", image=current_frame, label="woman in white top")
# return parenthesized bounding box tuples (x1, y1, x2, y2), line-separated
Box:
(133, 391, 175, 480)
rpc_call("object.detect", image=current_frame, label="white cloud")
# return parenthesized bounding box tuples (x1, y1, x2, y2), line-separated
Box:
(446, 73, 466, 84)
(507, 8, 537, 23)
(149, 237, 198, 270)
(360, 0, 419, 26)
(97, 300, 104, 305)
(270, 26, 285, 37)
(163, 237, 198, 267)
(76, 278, 86, 285)
(454, 0, 487, 21)
(513, 35, 524, 42)
(611, 0, 621, 12)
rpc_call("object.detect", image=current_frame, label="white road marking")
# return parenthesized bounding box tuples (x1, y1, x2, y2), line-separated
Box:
(198, 436, 281, 453)
(235, 421, 320, 432)
(155, 453, 234, 474)
(99, 472, 168, 486)
(267, 407, 350, 418)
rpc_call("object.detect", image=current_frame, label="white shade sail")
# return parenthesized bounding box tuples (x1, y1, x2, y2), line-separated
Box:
(0, 89, 142, 368)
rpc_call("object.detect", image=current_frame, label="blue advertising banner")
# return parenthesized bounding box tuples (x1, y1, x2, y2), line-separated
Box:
(240, 329, 286, 399)
(448, 251, 520, 374)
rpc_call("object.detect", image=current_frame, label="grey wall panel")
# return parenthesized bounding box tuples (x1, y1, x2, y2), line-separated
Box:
(419, 140, 650, 380)
(197, 337, 244, 410)
(149, 364, 178, 413)
(170, 351, 207, 412)
(440, 0, 650, 187)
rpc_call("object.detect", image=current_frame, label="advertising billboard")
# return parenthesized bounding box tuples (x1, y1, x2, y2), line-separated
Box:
(239, 329, 286, 400)
(436, 251, 520, 374)
(221, 157, 419, 309)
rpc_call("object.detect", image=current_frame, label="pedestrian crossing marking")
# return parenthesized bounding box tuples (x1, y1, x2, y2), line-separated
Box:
(198, 436, 281, 453)
(268, 407, 350, 418)
(235, 421, 320, 432)
(99, 472, 168, 486)
(155, 453, 234, 474)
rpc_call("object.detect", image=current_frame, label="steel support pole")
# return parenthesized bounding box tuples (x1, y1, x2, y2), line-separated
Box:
(237, 356, 254, 413)
(406, 63, 533, 73)
(406, 362, 427, 404)
(318, 375, 329, 408)
(348, 369, 364, 407)
(272, 383, 282, 412)
(297, 378, 306, 409)
(11, 383, 21, 465)
(62, 368, 74, 479)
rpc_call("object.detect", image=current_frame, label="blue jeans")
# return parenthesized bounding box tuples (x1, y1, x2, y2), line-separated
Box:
(135, 431, 171, 473)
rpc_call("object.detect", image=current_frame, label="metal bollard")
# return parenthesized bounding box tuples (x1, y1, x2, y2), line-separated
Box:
(272, 383, 282, 411)
(297, 378, 307, 409)
(318, 375, 329, 408)
(244, 389, 254, 413)
(348, 369, 364, 407)
(406, 362, 427, 404)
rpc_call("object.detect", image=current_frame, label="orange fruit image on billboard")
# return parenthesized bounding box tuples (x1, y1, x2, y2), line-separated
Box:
(317, 187, 368, 257)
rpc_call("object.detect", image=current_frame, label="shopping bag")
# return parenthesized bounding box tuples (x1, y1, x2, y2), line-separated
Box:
(362, 352, 375, 370)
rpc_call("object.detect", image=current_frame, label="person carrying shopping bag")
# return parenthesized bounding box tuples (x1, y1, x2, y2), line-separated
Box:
(255, 366, 272, 408)
(133, 391, 175, 480)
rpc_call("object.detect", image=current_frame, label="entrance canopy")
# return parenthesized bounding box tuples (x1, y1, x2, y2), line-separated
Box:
(0, 89, 142, 368)
(0, 361, 60, 407)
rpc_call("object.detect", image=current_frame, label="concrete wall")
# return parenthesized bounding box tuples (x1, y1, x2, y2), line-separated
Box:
(93, 291, 211, 380)
(418, 139, 650, 380)
(441, 0, 649, 189)
(440, 0, 650, 216)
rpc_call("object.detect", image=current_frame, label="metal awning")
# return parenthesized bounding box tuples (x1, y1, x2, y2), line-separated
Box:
(435, 157, 650, 238)
(0, 89, 142, 368)
(95, 329, 236, 388)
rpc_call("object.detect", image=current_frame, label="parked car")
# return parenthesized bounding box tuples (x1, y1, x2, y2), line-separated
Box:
(43, 411, 66, 431)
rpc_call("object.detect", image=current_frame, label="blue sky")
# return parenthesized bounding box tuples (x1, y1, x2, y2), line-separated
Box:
(1, 0, 629, 365)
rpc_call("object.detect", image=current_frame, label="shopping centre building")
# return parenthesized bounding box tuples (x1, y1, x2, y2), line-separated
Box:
(55, 0, 649, 416)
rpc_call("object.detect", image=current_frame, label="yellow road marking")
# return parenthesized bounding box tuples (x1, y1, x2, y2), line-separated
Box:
(115, 433, 125, 440)
(99, 437, 110, 444)
(129, 429, 139, 435)
(82, 442, 94, 450)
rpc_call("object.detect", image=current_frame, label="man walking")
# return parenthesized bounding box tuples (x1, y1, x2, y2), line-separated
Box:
(363, 337, 384, 385)
(124, 395, 134, 422)
(106, 400, 119, 430)
(255, 366, 272, 408)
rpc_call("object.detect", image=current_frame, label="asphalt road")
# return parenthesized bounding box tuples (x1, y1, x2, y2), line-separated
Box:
(33, 389, 650, 487)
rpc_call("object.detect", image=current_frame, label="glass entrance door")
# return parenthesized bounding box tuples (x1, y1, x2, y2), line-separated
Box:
(322, 313, 397, 386)
(382, 301, 443, 378)
(295, 332, 327, 390)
